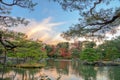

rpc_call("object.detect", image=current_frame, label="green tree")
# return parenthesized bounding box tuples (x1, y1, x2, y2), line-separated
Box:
(45, 45, 53, 57)
(83, 41, 96, 48)
(97, 36, 120, 60)
(0, 0, 36, 48)
(71, 49, 80, 58)
(0, 30, 48, 63)
(80, 48, 99, 62)
(0, 0, 36, 64)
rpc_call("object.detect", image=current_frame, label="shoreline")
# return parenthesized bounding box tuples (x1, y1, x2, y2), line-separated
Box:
(82, 61, 120, 66)
(48, 58, 120, 66)
(1, 59, 120, 68)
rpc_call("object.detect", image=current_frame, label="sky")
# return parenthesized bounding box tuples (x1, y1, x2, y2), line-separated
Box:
(8, 0, 120, 45)
(10, 0, 79, 45)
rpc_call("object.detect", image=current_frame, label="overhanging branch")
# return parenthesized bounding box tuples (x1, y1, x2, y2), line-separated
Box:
(90, 0, 102, 16)
(89, 12, 120, 26)
(0, 0, 17, 6)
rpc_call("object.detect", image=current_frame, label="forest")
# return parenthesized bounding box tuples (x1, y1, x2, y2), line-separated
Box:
(0, 1, 120, 80)
(0, 29, 120, 66)
(0, 0, 120, 67)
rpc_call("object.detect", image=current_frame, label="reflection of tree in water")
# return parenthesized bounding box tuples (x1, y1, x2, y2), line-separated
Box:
(108, 67, 120, 80)
(47, 60, 97, 80)
(0, 67, 51, 80)
(1, 61, 120, 80)
(71, 61, 82, 76)
(0, 66, 13, 80)
(71, 61, 120, 80)
(46, 59, 55, 68)
(81, 66, 97, 80)
(13, 68, 52, 80)
(46, 60, 70, 75)
(55, 61, 70, 75)
(13, 68, 32, 80)
(71, 61, 97, 80)
(46, 60, 97, 80)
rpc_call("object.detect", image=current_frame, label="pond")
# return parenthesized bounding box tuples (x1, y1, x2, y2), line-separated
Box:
(0, 59, 120, 80)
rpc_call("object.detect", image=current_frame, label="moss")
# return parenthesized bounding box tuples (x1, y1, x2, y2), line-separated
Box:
(12, 63, 45, 68)
(0, 64, 3, 68)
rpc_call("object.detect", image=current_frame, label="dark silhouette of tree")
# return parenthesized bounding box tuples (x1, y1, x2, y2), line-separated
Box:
(0, 0, 36, 48)
(0, 32, 17, 51)
(0, 0, 36, 27)
(0, 0, 36, 64)
(53, 0, 120, 40)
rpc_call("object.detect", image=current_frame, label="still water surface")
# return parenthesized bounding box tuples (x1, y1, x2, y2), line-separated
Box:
(0, 60, 120, 80)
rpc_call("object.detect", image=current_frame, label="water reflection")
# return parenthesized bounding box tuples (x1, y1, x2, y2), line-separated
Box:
(0, 60, 120, 80)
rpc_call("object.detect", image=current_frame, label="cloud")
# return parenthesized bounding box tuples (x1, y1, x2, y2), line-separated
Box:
(46, 33, 68, 45)
(10, 17, 67, 45)
(105, 25, 120, 39)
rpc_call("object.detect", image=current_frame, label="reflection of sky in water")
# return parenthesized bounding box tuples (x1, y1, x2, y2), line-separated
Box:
(97, 67, 109, 80)
(41, 68, 82, 80)
(0, 61, 120, 80)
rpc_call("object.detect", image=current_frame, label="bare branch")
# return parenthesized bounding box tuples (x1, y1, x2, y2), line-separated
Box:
(92, 25, 105, 33)
(90, 0, 102, 16)
(0, 0, 36, 10)
(0, 0, 16, 6)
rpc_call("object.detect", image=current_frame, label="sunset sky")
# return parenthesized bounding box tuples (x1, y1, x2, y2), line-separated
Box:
(9, 0, 120, 45)
(10, 0, 79, 45)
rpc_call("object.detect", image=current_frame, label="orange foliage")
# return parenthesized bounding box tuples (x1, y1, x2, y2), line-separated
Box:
(59, 48, 71, 58)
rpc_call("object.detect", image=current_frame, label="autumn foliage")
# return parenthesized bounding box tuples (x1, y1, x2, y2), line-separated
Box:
(59, 48, 71, 58)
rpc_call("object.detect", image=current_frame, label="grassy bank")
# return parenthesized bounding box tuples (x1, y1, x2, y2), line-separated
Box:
(11, 63, 46, 68)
